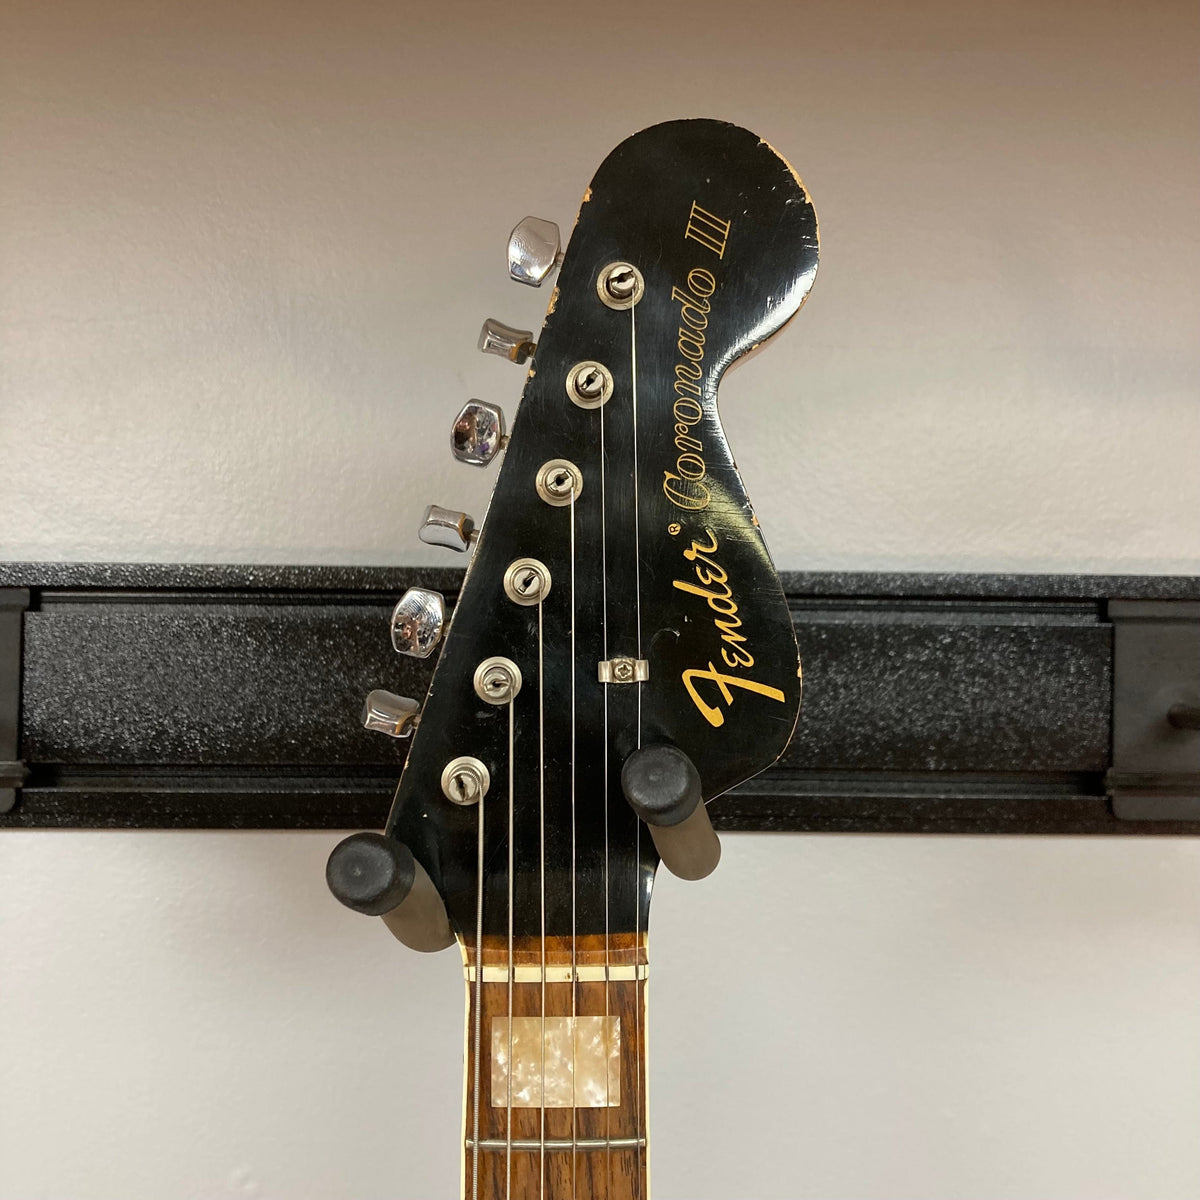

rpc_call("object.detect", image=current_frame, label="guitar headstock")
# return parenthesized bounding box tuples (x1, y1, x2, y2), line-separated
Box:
(329, 118, 818, 947)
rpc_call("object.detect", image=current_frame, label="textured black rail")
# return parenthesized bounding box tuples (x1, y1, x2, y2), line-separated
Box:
(1, 563, 1198, 832)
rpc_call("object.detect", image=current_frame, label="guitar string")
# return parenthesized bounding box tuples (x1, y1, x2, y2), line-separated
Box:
(538, 597, 547, 1200)
(630, 297, 645, 1200)
(506, 696, 515, 1200)
(570, 486, 578, 1200)
(599, 386, 613, 1199)
(472, 768, 485, 1200)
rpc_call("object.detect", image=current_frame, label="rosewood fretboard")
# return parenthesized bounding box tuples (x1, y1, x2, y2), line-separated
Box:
(462, 935, 649, 1200)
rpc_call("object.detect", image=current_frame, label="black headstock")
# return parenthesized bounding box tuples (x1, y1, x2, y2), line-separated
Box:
(335, 119, 818, 945)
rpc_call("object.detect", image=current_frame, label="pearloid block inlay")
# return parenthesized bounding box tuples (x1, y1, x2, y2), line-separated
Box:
(490, 1017, 621, 1108)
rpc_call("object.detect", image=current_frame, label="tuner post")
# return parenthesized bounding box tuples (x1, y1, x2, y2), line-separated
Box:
(620, 744, 721, 881)
(326, 832, 454, 952)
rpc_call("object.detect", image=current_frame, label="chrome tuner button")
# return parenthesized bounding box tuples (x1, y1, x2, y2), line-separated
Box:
(478, 318, 535, 365)
(362, 690, 421, 738)
(451, 400, 507, 466)
(390, 588, 445, 658)
(507, 216, 563, 287)
(418, 504, 478, 552)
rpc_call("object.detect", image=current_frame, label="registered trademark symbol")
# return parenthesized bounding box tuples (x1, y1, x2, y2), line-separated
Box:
(668, 523, 681, 536)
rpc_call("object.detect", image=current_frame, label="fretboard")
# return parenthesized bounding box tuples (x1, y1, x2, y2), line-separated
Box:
(461, 933, 649, 1200)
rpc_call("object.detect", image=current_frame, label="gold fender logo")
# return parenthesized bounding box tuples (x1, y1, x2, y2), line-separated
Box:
(672, 529, 785, 728)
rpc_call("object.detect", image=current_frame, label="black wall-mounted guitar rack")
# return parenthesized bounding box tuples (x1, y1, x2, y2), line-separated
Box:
(1, 563, 1197, 834)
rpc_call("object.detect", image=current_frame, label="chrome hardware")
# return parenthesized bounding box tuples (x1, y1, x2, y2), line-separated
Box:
(390, 588, 445, 658)
(598, 657, 649, 684)
(566, 360, 614, 410)
(362, 689, 421, 738)
(451, 400, 507, 467)
(535, 458, 583, 507)
(474, 656, 522, 706)
(597, 261, 644, 310)
(440, 756, 491, 806)
(478, 318, 535, 365)
(503, 557, 552, 606)
(508, 216, 563, 287)
(418, 505, 478, 552)
(467, 1136, 647, 1153)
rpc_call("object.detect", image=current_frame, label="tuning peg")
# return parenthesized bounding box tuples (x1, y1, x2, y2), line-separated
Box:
(418, 504, 478, 552)
(451, 400, 507, 467)
(326, 832, 454, 952)
(390, 588, 445, 658)
(621, 744, 721, 881)
(478, 318, 535, 365)
(362, 689, 421, 738)
(508, 216, 563, 287)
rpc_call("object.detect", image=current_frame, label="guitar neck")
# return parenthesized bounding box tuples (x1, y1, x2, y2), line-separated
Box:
(323, 119, 817, 1200)
(462, 933, 649, 1200)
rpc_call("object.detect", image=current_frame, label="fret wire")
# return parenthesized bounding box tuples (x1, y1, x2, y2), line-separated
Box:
(468, 1136, 647, 1153)
(464, 963, 647, 983)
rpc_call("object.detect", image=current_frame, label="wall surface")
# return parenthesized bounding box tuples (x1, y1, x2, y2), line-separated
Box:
(1, 1, 1198, 1198)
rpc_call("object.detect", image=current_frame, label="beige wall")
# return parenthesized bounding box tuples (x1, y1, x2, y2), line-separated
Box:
(1, 1, 1198, 1197)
